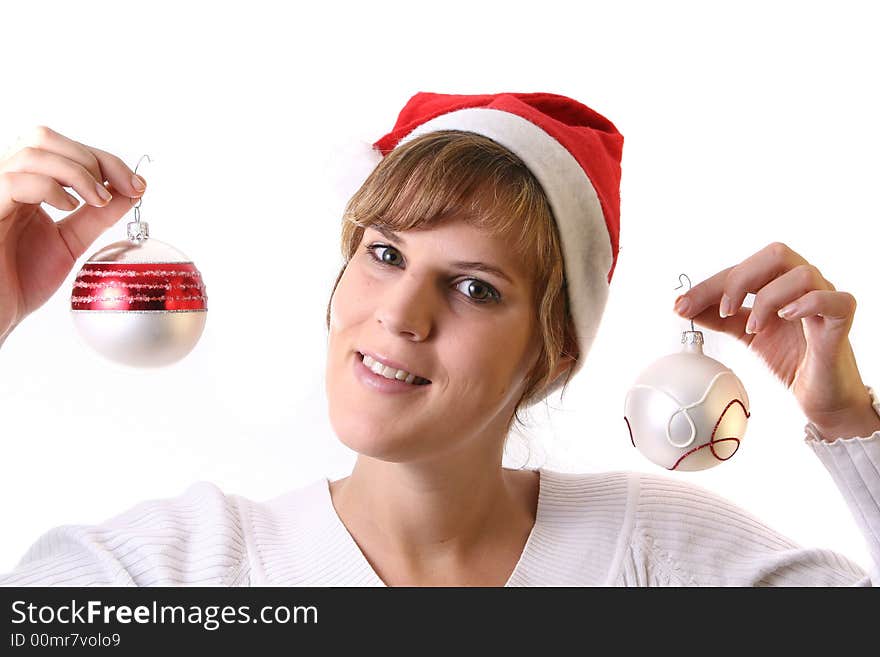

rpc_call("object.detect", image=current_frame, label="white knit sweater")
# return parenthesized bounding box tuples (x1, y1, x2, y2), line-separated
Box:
(3, 388, 879, 587)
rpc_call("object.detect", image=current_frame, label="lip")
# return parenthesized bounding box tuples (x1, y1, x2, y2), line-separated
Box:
(354, 352, 432, 394)
(357, 348, 430, 382)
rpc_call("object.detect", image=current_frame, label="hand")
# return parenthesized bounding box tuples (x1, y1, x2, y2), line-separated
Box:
(673, 242, 879, 441)
(0, 126, 147, 342)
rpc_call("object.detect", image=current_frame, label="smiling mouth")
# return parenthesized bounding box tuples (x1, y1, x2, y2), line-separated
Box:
(357, 352, 432, 385)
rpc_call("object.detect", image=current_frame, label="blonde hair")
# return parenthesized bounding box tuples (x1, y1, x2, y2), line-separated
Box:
(325, 130, 579, 434)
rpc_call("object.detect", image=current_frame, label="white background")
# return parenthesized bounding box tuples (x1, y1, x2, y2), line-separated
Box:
(0, 0, 877, 574)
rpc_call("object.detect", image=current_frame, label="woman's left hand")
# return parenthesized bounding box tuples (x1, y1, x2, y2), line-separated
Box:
(672, 241, 879, 441)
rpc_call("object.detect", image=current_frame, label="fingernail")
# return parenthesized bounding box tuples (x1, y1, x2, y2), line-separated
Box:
(719, 294, 732, 318)
(95, 182, 112, 204)
(746, 315, 757, 334)
(674, 295, 690, 315)
(131, 174, 146, 192)
(778, 304, 798, 319)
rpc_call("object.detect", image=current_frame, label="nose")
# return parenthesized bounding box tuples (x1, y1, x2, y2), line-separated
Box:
(374, 271, 434, 340)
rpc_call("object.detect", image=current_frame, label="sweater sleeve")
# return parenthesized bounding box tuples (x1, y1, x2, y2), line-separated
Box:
(0, 481, 249, 586)
(802, 384, 880, 584)
(619, 472, 872, 586)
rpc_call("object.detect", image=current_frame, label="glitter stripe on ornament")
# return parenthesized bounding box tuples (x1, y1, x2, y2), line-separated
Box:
(76, 268, 204, 278)
(668, 398, 749, 470)
(73, 281, 205, 291)
(71, 262, 208, 311)
(71, 294, 208, 303)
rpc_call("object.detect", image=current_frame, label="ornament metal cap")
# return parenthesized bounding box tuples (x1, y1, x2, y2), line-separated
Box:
(681, 329, 704, 352)
(127, 220, 149, 242)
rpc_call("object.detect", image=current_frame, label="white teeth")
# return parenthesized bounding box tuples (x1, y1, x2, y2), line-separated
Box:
(362, 354, 425, 384)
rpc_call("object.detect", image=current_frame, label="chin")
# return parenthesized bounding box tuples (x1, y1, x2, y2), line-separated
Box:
(327, 412, 437, 463)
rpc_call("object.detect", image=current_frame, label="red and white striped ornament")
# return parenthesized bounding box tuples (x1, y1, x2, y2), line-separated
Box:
(70, 202, 208, 367)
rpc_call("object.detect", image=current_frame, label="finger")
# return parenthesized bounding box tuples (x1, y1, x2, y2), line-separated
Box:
(745, 263, 835, 334)
(3, 125, 104, 188)
(1, 147, 115, 208)
(674, 242, 809, 321)
(55, 193, 136, 261)
(84, 145, 147, 199)
(673, 264, 734, 318)
(2, 126, 146, 200)
(777, 289, 857, 324)
(0, 171, 80, 218)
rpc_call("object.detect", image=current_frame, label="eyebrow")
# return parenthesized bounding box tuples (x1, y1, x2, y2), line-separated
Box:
(370, 225, 515, 285)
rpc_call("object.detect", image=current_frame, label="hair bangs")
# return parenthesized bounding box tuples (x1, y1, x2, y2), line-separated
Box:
(342, 131, 549, 272)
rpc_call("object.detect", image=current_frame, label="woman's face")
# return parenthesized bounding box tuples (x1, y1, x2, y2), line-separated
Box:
(325, 218, 540, 463)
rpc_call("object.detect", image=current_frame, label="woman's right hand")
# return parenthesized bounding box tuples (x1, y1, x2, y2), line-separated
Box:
(0, 126, 147, 343)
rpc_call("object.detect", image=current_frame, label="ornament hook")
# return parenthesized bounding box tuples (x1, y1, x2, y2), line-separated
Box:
(127, 154, 152, 243)
(674, 273, 696, 332)
(131, 154, 152, 214)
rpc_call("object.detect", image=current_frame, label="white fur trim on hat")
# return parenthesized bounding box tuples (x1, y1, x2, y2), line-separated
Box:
(328, 138, 385, 207)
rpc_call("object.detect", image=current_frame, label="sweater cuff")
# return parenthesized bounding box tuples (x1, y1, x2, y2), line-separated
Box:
(804, 384, 880, 571)
(804, 385, 880, 445)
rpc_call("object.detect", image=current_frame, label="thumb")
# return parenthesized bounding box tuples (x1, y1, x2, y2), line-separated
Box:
(56, 193, 136, 261)
(682, 303, 752, 342)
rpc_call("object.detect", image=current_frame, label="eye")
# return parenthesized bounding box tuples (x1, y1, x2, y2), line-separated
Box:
(454, 279, 499, 304)
(363, 243, 502, 305)
(366, 243, 403, 267)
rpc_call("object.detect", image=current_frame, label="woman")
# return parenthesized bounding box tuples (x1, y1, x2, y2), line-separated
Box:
(1, 92, 878, 586)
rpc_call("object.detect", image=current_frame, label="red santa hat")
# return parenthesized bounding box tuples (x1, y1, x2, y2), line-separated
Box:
(350, 91, 624, 404)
